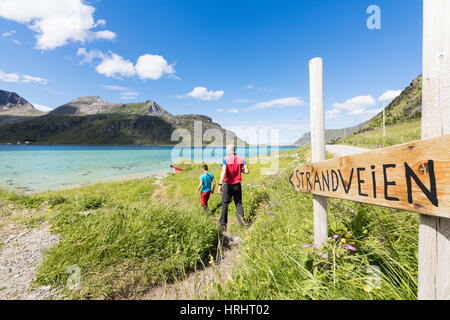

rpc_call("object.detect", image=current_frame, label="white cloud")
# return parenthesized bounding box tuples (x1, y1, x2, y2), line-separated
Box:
(101, 84, 139, 100)
(249, 97, 306, 110)
(2, 30, 15, 37)
(101, 84, 128, 91)
(0, 0, 116, 50)
(135, 54, 175, 80)
(378, 90, 402, 103)
(332, 95, 376, 111)
(91, 30, 116, 41)
(120, 91, 139, 99)
(32, 103, 52, 112)
(325, 108, 341, 119)
(327, 94, 384, 123)
(12, 39, 21, 45)
(78, 48, 176, 80)
(348, 107, 382, 117)
(217, 108, 239, 113)
(0, 70, 21, 82)
(22, 74, 48, 84)
(181, 87, 224, 101)
(0, 69, 47, 84)
(95, 52, 135, 78)
(122, 91, 139, 96)
(77, 48, 104, 64)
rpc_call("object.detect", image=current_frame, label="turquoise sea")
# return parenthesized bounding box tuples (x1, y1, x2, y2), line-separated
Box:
(0, 145, 295, 193)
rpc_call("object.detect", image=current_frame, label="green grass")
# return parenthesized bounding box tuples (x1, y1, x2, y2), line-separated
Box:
(336, 120, 421, 149)
(36, 203, 218, 299)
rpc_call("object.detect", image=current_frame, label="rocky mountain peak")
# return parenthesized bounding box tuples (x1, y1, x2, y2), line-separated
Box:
(144, 100, 171, 115)
(0, 90, 30, 110)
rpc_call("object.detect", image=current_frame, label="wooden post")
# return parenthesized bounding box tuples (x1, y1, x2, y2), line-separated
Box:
(419, 0, 450, 300)
(309, 57, 328, 247)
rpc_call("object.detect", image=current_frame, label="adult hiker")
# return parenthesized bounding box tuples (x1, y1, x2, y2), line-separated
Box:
(218, 144, 249, 231)
(196, 164, 215, 212)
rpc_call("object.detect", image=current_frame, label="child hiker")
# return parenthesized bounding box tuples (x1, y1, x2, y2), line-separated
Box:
(196, 164, 216, 212)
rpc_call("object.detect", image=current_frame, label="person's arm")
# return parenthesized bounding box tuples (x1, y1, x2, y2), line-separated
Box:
(211, 178, 216, 194)
(196, 180, 203, 193)
(242, 163, 249, 174)
(218, 165, 227, 193)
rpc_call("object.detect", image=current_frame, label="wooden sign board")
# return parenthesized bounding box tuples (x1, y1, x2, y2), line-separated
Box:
(289, 135, 450, 218)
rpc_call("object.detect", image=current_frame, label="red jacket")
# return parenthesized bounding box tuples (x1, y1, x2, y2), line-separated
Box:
(222, 154, 246, 185)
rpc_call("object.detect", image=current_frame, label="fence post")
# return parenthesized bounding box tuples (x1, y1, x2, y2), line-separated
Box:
(419, 0, 450, 300)
(309, 57, 328, 248)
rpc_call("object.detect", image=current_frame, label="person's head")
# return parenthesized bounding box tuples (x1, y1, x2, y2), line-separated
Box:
(226, 144, 236, 155)
(202, 164, 208, 172)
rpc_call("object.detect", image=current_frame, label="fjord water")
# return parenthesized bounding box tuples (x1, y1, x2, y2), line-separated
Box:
(0, 145, 294, 193)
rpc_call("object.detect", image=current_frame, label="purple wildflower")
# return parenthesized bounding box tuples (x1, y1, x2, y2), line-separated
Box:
(350, 208, 355, 214)
(302, 244, 309, 249)
(312, 244, 318, 248)
(333, 234, 339, 239)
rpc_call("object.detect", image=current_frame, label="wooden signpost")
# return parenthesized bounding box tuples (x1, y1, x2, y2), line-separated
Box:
(291, 0, 449, 300)
(289, 135, 450, 218)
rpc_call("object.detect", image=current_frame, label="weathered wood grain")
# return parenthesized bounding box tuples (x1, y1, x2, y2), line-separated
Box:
(309, 57, 328, 248)
(419, 0, 450, 300)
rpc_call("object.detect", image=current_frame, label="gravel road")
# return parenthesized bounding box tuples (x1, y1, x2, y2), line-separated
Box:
(326, 144, 370, 157)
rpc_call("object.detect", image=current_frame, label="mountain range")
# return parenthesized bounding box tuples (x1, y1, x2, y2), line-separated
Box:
(0, 92, 244, 145)
(0, 74, 422, 146)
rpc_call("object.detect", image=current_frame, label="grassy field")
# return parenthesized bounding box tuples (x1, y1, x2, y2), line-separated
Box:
(0, 143, 419, 300)
(335, 120, 421, 149)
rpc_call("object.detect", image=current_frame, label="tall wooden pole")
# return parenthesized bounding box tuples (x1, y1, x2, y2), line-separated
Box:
(309, 57, 328, 248)
(419, 0, 450, 300)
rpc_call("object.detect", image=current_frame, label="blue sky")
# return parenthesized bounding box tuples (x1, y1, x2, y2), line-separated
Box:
(0, 0, 422, 145)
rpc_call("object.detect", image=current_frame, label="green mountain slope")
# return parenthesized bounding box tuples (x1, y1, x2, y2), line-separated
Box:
(356, 75, 422, 134)
(334, 75, 422, 148)
(294, 74, 422, 146)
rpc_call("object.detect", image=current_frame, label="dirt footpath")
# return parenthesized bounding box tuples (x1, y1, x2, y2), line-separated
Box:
(326, 144, 369, 157)
(141, 235, 241, 300)
(0, 207, 59, 300)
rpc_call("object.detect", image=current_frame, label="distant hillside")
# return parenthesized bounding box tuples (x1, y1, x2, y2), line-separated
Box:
(0, 90, 43, 126)
(0, 95, 244, 145)
(356, 75, 422, 134)
(294, 74, 422, 146)
(294, 123, 367, 147)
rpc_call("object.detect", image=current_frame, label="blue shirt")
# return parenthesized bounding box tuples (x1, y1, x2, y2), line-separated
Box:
(200, 172, 214, 193)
